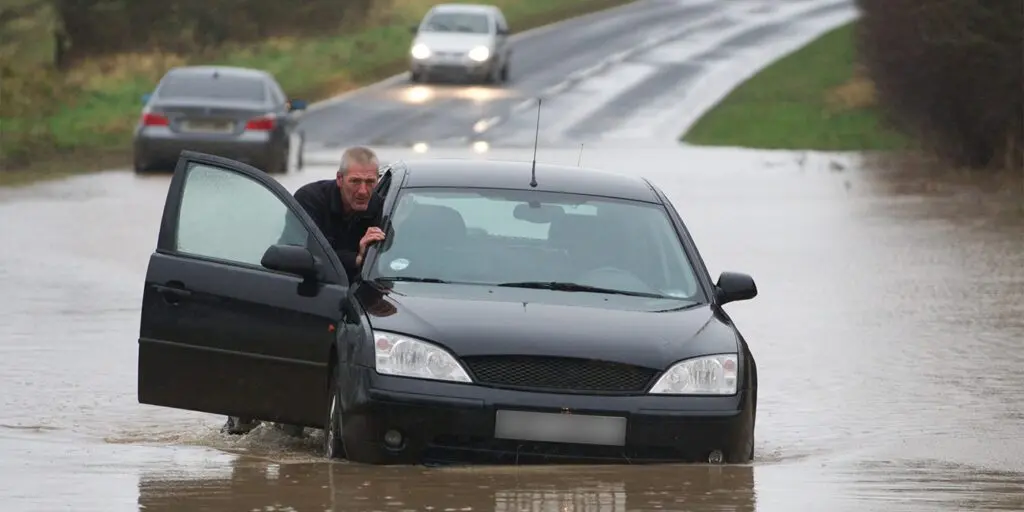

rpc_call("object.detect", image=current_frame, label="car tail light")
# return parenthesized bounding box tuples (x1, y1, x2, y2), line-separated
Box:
(141, 113, 168, 126)
(245, 115, 276, 131)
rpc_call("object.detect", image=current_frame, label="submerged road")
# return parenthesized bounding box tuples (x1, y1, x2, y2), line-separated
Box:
(4, 0, 1024, 510)
(297, 0, 859, 150)
(2, 146, 1023, 511)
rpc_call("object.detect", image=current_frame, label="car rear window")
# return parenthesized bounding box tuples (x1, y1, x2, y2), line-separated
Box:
(157, 73, 267, 102)
(422, 12, 490, 34)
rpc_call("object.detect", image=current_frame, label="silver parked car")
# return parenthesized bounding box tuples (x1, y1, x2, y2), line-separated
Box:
(133, 66, 307, 174)
(408, 3, 511, 84)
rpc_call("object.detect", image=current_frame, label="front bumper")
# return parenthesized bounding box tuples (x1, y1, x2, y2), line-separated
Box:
(410, 58, 494, 81)
(341, 365, 753, 465)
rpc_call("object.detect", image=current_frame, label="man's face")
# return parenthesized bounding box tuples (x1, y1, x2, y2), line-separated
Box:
(337, 162, 378, 212)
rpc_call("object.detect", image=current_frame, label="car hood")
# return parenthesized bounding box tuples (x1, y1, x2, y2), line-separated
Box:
(356, 282, 738, 370)
(414, 32, 493, 52)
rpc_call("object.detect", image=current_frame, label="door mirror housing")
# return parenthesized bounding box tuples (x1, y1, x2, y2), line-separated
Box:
(262, 244, 318, 278)
(142, 92, 153, 104)
(714, 271, 757, 305)
(410, 24, 420, 34)
(288, 99, 308, 111)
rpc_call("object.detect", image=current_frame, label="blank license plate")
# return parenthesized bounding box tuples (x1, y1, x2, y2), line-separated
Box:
(494, 410, 627, 446)
(181, 120, 233, 133)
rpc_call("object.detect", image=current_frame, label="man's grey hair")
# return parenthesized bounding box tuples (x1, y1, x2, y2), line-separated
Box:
(339, 146, 379, 175)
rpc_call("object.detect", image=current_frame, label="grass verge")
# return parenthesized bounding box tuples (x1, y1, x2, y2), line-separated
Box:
(680, 22, 913, 151)
(1, 0, 636, 187)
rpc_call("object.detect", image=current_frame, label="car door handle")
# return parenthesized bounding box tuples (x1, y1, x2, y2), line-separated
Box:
(153, 282, 192, 304)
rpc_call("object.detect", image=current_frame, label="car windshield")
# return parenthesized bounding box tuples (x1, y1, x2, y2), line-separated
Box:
(371, 188, 703, 301)
(157, 73, 267, 102)
(421, 12, 490, 34)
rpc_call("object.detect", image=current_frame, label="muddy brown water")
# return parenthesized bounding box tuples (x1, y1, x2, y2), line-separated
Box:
(1, 146, 1023, 511)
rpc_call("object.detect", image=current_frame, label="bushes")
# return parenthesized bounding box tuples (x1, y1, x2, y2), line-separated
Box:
(856, 0, 1023, 170)
(51, 0, 383, 66)
(0, 62, 67, 168)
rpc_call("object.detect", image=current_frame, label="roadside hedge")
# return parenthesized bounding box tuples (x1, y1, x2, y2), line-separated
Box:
(855, 0, 1023, 170)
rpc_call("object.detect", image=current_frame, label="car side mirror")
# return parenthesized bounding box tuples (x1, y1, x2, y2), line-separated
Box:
(288, 99, 307, 111)
(262, 244, 318, 279)
(142, 92, 153, 104)
(714, 271, 757, 305)
(410, 24, 419, 34)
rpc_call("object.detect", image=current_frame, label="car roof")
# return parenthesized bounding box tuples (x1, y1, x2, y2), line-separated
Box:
(429, 3, 498, 15)
(396, 158, 660, 203)
(164, 65, 272, 80)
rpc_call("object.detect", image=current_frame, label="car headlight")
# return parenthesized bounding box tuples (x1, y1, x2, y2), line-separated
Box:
(411, 43, 431, 60)
(467, 46, 490, 62)
(648, 354, 738, 395)
(373, 330, 472, 383)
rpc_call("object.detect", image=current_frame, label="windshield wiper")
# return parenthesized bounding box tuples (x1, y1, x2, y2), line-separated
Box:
(374, 276, 449, 284)
(495, 281, 670, 299)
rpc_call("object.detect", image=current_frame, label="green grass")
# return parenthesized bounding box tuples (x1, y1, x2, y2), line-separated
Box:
(681, 22, 913, 151)
(1, 0, 635, 186)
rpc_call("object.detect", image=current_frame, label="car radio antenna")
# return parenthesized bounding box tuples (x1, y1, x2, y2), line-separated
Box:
(529, 98, 541, 187)
(577, 143, 584, 167)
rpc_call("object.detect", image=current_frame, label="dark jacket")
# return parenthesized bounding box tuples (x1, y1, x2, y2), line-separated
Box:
(289, 179, 377, 282)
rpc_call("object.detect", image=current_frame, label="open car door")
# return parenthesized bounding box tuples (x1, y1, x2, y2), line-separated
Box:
(138, 151, 351, 427)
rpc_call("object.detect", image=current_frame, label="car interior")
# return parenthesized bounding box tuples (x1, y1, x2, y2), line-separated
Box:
(375, 199, 700, 299)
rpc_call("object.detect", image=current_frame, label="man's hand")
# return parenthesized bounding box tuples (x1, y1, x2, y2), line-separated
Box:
(356, 227, 386, 266)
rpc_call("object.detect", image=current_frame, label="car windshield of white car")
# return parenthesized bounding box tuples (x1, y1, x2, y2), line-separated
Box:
(422, 12, 490, 34)
(371, 187, 703, 301)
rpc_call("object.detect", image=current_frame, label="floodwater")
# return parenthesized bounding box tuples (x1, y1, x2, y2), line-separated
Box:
(1, 145, 1022, 511)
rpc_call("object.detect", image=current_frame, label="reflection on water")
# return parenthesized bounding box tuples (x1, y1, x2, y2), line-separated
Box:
(494, 485, 628, 512)
(392, 84, 521, 105)
(136, 460, 757, 512)
(846, 460, 1024, 511)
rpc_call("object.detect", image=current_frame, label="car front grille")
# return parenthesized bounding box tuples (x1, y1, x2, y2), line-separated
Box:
(461, 355, 657, 394)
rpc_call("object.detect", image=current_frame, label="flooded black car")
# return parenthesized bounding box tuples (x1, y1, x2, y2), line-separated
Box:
(137, 151, 759, 465)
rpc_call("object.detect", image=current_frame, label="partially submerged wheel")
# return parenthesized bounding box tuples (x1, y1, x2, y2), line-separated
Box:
(133, 152, 156, 173)
(723, 407, 756, 463)
(324, 365, 346, 460)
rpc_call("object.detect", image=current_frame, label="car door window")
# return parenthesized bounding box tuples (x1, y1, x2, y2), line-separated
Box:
(175, 162, 325, 269)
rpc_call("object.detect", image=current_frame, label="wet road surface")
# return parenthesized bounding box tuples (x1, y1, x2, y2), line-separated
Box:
(2, 145, 1023, 511)
(4, 0, 1024, 508)
(297, 0, 859, 149)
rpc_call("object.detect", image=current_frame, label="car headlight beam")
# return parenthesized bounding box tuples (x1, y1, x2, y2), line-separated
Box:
(373, 330, 472, 383)
(467, 46, 490, 62)
(411, 43, 431, 60)
(648, 354, 738, 395)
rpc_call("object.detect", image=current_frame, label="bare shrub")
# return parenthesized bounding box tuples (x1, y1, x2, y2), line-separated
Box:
(855, 0, 1023, 170)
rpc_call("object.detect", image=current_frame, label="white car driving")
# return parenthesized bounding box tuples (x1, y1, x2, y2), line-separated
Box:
(408, 3, 512, 84)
